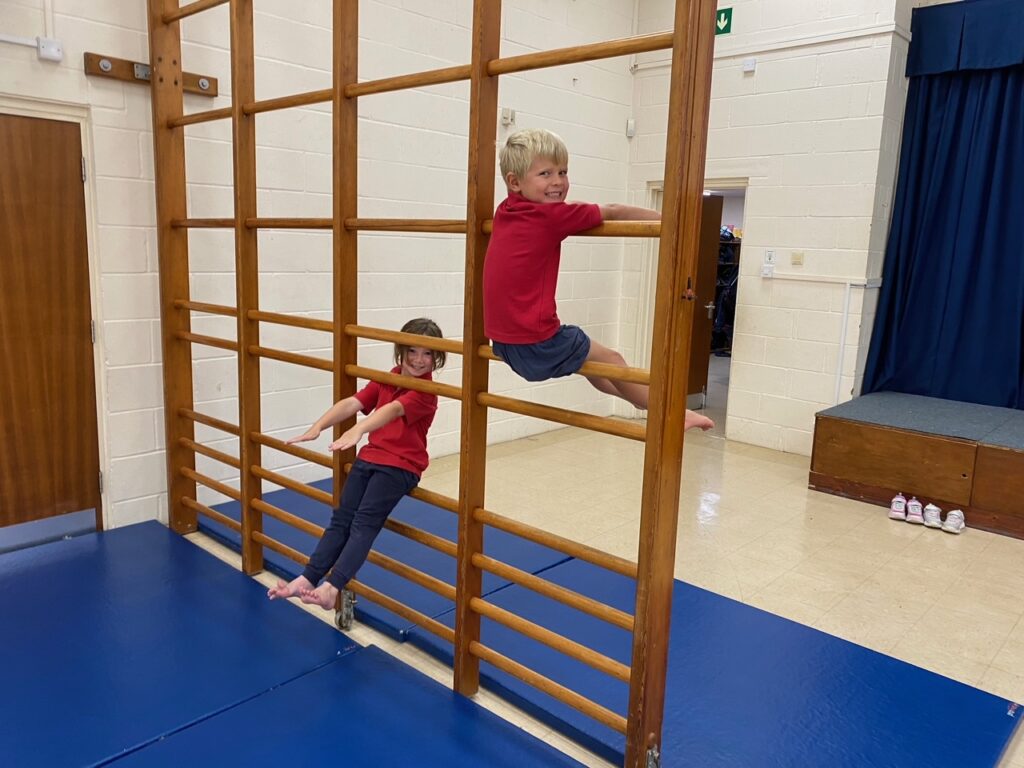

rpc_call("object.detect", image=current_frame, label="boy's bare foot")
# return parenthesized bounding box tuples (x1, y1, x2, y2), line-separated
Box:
(684, 410, 715, 432)
(299, 582, 339, 610)
(267, 575, 314, 600)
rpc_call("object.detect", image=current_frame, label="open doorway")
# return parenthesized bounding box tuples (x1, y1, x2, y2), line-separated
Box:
(701, 185, 746, 434)
(632, 183, 746, 437)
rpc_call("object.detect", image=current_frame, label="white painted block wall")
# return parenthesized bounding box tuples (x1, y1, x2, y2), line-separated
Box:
(0, 0, 638, 523)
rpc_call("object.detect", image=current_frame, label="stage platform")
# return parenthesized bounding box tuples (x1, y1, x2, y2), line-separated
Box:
(0, 522, 582, 768)
(811, 392, 1024, 538)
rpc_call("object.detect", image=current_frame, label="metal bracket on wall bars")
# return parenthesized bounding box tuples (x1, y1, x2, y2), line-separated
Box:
(84, 52, 219, 97)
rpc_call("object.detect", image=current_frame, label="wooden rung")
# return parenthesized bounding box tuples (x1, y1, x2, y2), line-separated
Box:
(174, 300, 238, 318)
(470, 641, 627, 734)
(180, 466, 241, 501)
(478, 345, 649, 385)
(248, 310, 333, 333)
(348, 581, 456, 645)
(171, 218, 235, 228)
(488, 31, 673, 76)
(367, 551, 456, 601)
(179, 437, 241, 470)
(84, 52, 219, 97)
(474, 507, 638, 579)
(168, 107, 233, 128)
(182, 496, 240, 532)
(251, 465, 333, 506)
(383, 518, 458, 558)
(176, 330, 239, 352)
(409, 485, 458, 514)
(248, 345, 334, 372)
(345, 218, 467, 234)
(478, 392, 646, 442)
(245, 217, 332, 230)
(473, 553, 634, 632)
(471, 597, 630, 683)
(251, 432, 333, 469)
(252, 530, 309, 566)
(162, 0, 229, 24)
(244, 88, 333, 116)
(346, 64, 472, 98)
(344, 364, 462, 401)
(345, 324, 464, 356)
(180, 408, 241, 437)
(252, 498, 322, 539)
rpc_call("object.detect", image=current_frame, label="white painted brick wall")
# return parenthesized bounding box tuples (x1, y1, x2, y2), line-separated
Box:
(0, 0, 941, 524)
(626, 0, 921, 454)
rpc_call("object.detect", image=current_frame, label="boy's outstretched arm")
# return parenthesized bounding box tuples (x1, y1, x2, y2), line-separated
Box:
(329, 401, 405, 452)
(598, 203, 660, 221)
(286, 396, 364, 444)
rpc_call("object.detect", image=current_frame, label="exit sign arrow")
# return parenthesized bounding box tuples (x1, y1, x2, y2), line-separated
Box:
(715, 7, 733, 35)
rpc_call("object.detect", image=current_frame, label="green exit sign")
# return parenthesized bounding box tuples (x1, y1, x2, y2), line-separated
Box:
(715, 7, 733, 35)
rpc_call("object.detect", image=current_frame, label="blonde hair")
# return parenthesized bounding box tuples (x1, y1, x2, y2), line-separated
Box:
(499, 128, 568, 181)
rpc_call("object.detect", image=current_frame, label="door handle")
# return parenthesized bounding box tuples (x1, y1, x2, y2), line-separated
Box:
(704, 301, 715, 319)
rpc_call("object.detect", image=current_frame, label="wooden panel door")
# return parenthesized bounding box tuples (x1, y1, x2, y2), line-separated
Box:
(686, 194, 723, 399)
(0, 114, 101, 528)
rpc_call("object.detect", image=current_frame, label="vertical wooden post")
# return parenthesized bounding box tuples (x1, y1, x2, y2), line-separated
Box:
(147, 0, 197, 533)
(333, 1, 359, 498)
(229, 0, 264, 573)
(625, 1, 717, 766)
(454, 0, 502, 696)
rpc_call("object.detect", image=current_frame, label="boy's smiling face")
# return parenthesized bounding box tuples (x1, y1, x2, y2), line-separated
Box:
(507, 155, 568, 204)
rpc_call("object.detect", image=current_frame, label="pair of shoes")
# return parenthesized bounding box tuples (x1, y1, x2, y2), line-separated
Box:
(942, 509, 966, 535)
(889, 492, 925, 523)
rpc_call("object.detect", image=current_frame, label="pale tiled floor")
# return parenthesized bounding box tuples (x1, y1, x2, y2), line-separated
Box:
(190, 423, 1024, 767)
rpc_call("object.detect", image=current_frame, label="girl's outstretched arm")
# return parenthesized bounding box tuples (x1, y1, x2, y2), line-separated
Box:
(286, 396, 364, 444)
(329, 401, 405, 452)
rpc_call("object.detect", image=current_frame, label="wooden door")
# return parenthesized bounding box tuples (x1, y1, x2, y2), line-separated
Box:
(0, 114, 101, 528)
(686, 194, 723, 399)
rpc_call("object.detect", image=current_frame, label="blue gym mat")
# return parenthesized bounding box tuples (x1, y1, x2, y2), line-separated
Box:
(0, 522, 357, 768)
(110, 645, 584, 768)
(202, 478, 570, 639)
(407, 559, 1023, 767)
(0, 508, 96, 554)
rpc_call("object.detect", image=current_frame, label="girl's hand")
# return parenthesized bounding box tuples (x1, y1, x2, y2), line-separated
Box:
(285, 427, 321, 444)
(328, 426, 362, 452)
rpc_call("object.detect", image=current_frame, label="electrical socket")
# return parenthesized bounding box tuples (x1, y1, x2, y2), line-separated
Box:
(764, 249, 776, 265)
(761, 264, 774, 278)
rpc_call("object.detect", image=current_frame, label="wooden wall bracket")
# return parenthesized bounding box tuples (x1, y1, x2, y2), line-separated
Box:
(84, 52, 218, 97)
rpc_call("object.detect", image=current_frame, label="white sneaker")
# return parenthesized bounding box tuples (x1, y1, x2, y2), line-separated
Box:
(942, 509, 966, 534)
(905, 496, 924, 525)
(923, 503, 943, 529)
(889, 492, 907, 521)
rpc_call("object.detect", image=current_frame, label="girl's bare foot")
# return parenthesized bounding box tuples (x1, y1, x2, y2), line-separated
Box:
(684, 409, 715, 432)
(267, 575, 314, 600)
(299, 582, 339, 610)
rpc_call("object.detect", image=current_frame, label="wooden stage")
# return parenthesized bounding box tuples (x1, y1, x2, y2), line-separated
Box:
(810, 392, 1024, 540)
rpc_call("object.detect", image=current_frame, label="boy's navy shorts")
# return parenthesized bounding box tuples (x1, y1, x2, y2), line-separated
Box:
(492, 324, 591, 382)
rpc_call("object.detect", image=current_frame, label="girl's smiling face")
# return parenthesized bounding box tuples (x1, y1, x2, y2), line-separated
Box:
(401, 346, 435, 377)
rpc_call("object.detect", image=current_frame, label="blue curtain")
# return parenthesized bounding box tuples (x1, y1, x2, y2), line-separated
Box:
(863, 0, 1024, 407)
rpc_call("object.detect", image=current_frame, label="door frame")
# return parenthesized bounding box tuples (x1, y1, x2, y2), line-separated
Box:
(631, 177, 749, 419)
(0, 95, 109, 528)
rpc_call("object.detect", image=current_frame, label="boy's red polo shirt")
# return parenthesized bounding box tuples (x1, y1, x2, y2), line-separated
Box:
(483, 193, 602, 344)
